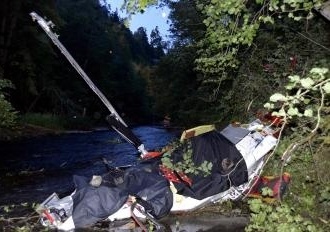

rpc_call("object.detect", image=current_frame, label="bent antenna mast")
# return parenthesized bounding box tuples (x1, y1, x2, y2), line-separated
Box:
(29, 11, 126, 126)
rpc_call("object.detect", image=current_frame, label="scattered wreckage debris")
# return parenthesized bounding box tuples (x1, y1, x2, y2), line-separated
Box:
(35, 118, 288, 231)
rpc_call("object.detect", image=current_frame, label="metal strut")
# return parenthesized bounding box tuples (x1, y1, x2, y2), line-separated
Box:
(30, 11, 148, 155)
(29, 11, 126, 126)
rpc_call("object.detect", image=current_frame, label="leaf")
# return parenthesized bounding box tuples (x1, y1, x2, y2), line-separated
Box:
(264, 102, 274, 109)
(269, 93, 287, 102)
(303, 99, 311, 104)
(261, 16, 274, 24)
(288, 75, 300, 82)
(285, 83, 296, 90)
(272, 108, 286, 117)
(261, 187, 273, 197)
(287, 107, 299, 116)
(310, 67, 328, 75)
(304, 109, 313, 117)
(248, 199, 263, 213)
(323, 82, 330, 94)
(300, 78, 314, 89)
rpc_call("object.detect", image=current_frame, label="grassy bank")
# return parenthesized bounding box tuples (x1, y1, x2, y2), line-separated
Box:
(0, 113, 98, 141)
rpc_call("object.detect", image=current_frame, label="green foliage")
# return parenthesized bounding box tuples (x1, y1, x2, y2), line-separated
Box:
(261, 187, 274, 197)
(264, 67, 329, 120)
(258, 139, 330, 230)
(20, 113, 94, 130)
(259, 65, 329, 229)
(20, 113, 66, 130)
(319, 186, 330, 204)
(246, 199, 322, 232)
(150, 45, 203, 125)
(161, 140, 213, 177)
(146, 0, 329, 127)
(195, 0, 258, 77)
(167, 0, 206, 42)
(194, 0, 326, 106)
(122, 0, 158, 14)
(0, 202, 48, 231)
(0, 79, 18, 128)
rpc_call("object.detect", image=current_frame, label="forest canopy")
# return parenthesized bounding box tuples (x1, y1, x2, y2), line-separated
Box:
(0, 0, 166, 126)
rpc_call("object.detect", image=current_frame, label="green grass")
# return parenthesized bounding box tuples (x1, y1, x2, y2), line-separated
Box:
(19, 113, 94, 131)
(20, 113, 66, 130)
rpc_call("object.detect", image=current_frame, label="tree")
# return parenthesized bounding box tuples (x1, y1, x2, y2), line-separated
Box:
(132, 27, 154, 63)
(167, 0, 205, 44)
(0, 78, 17, 128)
(0, 0, 64, 113)
(150, 26, 165, 60)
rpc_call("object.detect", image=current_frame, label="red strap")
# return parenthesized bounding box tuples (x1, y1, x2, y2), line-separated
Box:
(159, 165, 180, 183)
(177, 171, 193, 186)
(159, 165, 192, 186)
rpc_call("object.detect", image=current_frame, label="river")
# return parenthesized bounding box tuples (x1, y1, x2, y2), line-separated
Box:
(0, 126, 175, 205)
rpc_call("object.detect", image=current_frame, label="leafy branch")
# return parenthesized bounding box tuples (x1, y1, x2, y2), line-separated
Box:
(161, 140, 213, 177)
(195, 0, 326, 99)
(262, 67, 329, 185)
(0, 203, 41, 231)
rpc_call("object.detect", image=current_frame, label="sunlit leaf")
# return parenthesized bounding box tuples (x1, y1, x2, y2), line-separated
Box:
(272, 108, 286, 117)
(288, 107, 299, 116)
(270, 93, 287, 102)
(303, 99, 311, 104)
(310, 67, 328, 75)
(300, 78, 314, 89)
(264, 102, 273, 109)
(304, 109, 313, 117)
(285, 83, 296, 90)
(323, 82, 330, 94)
(288, 75, 300, 82)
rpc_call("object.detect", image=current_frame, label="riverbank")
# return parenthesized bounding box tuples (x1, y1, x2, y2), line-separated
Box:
(0, 124, 62, 141)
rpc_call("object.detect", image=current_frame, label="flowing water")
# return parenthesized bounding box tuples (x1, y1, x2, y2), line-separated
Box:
(0, 126, 175, 205)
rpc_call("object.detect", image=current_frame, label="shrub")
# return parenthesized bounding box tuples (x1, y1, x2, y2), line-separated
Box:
(0, 79, 18, 128)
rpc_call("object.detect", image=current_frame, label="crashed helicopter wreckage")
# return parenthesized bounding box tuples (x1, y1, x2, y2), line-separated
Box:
(36, 119, 287, 231)
(30, 12, 290, 231)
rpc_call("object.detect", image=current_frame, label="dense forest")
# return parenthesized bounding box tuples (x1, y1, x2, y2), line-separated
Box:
(1, 0, 329, 128)
(1, 0, 330, 231)
(0, 0, 167, 128)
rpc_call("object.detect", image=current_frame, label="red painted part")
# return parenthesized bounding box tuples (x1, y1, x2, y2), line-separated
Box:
(43, 210, 54, 224)
(142, 151, 163, 160)
(159, 165, 193, 186)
